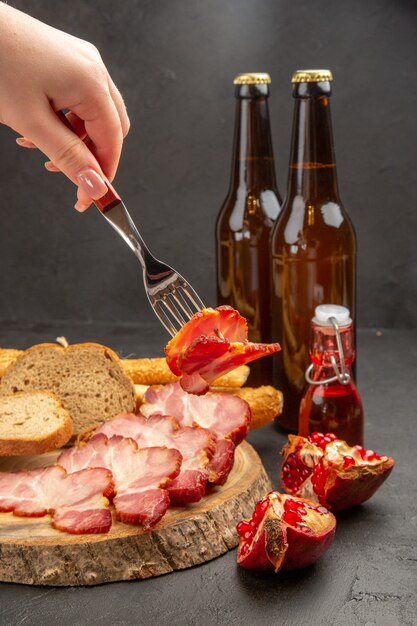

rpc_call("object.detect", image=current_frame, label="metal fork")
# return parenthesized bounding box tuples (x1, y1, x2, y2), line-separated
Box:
(55, 111, 204, 335)
(93, 183, 205, 336)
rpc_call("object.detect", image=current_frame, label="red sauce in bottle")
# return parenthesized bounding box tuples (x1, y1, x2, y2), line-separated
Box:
(298, 304, 364, 446)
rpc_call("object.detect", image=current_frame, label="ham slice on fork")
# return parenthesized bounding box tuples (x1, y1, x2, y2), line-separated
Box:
(94, 413, 216, 505)
(165, 306, 280, 395)
(58, 435, 182, 530)
(141, 381, 251, 485)
(0, 465, 113, 534)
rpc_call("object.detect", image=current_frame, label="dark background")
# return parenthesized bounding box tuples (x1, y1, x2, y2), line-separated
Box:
(0, 4, 416, 622)
(0, 0, 416, 336)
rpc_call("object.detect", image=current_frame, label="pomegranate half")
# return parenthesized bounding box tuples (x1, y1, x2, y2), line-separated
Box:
(281, 432, 395, 511)
(236, 492, 336, 572)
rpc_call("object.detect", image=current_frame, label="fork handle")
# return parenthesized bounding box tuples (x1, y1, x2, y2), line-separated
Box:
(56, 110, 121, 213)
(57, 111, 155, 271)
(93, 179, 122, 213)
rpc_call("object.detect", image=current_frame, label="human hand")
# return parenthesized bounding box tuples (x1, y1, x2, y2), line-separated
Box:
(0, 3, 130, 211)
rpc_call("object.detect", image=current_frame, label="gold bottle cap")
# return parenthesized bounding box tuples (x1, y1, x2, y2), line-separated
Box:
(291, 69, 333, 84)
(233, 73, 271, 85)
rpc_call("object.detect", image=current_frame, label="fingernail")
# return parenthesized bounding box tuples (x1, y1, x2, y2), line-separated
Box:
(16, 137, 35, 148)
(76, 168, 108, 200)
(74, 200, 90, 212)
(45, 161, 60, 172)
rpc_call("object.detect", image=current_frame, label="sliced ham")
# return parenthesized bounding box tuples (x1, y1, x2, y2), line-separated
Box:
(141, 382, 251, 444)
(206, 438, 236, 486)
(141, 381, 251, 485)
(0, 465, 112, 534)
(94, 413, 216, 505)
(165, 306, 280, 394)
(58, 435, 182, 530)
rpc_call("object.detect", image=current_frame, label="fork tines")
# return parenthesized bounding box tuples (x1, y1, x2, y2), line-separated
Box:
(152, 282, 205, 337)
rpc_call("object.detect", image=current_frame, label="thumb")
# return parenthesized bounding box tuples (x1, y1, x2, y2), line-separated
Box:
(20, 106, 108, 205)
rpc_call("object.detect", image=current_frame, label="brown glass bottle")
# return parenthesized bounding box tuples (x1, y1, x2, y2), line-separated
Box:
(271, 69, 357, 431)
(216, 73, 282, 385)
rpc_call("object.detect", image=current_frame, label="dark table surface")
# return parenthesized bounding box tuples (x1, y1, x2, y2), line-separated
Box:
(0, 323, 415, 626)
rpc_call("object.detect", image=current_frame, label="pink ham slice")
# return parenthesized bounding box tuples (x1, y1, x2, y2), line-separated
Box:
(94, 413, 216, 505)
(0, 465, 112, 534)
(141, 382, 251, 443)
(165, 306, 280, 394)
(58, 435, 182, 530)
(206, 439, 236, 486)
(140, 381, 251, 485)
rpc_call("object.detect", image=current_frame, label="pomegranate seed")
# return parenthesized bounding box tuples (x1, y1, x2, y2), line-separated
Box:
(255, 499, 268, 520)
(238, 499, 268, 540)
(308, 432, 337, 450)
(353, 445, 367, 459)
(283, 510, 303, 525)
(343, 455, 356, 469)
(281, 453, 312, 492)
(294, 523, 313, 534)
(284, 499, 306, 511)
(236, 521, 251, 536)
(311, 459, 329, 505)
(364, 450, 382, 461)
(309, 432, 323, 444)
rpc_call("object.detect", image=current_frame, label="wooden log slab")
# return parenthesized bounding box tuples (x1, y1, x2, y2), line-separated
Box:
(0, 441, 271, 586)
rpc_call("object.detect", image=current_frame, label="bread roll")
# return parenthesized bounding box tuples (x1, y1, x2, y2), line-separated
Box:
(123, 357, 249, 387)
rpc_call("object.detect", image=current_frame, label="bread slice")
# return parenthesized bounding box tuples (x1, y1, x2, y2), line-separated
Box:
(0, 348, 23, 377)
(0, 343, 136, 436)
(1, 349, 250, 388)
(0, 391, 73, 455)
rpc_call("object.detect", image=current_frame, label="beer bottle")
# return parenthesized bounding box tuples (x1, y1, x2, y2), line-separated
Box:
(216, 73, 282, 385)
(271, 69, 356, 431)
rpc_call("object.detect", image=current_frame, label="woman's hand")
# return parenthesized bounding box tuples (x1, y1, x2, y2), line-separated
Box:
(0, 3, 130, 210)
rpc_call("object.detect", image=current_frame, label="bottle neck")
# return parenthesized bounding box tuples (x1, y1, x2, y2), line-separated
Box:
(310, 323, 355, 368)
(286, 87, 340, 199)
(229, 87, 277, 192)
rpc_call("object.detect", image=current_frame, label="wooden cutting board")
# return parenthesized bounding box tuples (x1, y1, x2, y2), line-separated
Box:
(0, 441, 271, 586)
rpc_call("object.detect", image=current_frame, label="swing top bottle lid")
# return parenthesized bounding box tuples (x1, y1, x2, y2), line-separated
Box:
(233, 73, 271, 85)
(313, 304, 352, 327)
(291, 69, 333, 83)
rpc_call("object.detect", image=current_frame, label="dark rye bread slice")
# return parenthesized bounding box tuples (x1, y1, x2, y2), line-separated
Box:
(0, 390, 73, 455)
(0, 343, 136, 436)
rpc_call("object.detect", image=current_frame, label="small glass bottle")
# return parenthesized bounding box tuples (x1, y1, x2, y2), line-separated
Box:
(216, 72, 282, 386)
(298, 304, 364, 446)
